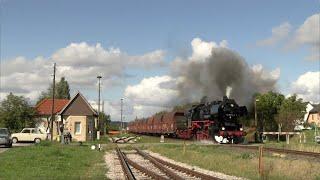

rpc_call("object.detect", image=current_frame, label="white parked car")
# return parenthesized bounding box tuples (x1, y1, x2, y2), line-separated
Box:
(11, 128, 47, 143)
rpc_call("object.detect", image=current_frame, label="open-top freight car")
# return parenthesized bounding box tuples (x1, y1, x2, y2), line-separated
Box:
(128, 96, 247, 143)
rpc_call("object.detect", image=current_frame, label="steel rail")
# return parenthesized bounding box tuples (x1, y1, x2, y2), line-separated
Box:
(135, 148, 185, 180)
(264, 147, 320, 158)
(116, 147, 136, 180)
(123, 153, 169, 180)
(146, 152, 222, 180)
(227, 144, 320, 158)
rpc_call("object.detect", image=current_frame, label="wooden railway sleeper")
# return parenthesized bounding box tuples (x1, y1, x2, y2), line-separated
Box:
(135, 148, 185, 180)
(116, 147, 136, 180)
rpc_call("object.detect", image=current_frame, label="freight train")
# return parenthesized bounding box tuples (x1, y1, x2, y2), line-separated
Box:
(128, 96, 248, 143)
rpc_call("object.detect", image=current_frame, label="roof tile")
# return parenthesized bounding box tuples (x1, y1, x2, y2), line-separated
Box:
(35, 99, 69, 115)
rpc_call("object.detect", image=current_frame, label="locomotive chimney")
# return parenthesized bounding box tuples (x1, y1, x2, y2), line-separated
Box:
(223, 96, 228, 101)
(226, 86, 232, 98)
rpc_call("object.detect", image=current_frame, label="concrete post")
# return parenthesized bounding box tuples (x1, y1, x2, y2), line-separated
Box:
(299, 133, 302, 143)
(160, 135, 164, 143)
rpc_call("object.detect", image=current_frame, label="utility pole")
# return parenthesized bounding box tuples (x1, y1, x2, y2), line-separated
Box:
(255, 98, 259, 127)
(0, 3, 3, 100)
(102, 100, 106, 135)
(97, 75, 102, 140)
(121, 98, 123, 133)
(50, 63, 56, 141)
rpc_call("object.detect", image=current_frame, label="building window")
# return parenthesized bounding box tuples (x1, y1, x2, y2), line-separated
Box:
(75, 122, 81, 134)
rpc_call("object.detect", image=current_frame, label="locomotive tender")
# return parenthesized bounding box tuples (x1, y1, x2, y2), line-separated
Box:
(128, 96, 247, 143)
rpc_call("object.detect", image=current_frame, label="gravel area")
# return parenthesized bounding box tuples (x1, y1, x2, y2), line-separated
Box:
(104, 151, 125, 180)
(125, 150, 168, 179)
(145, 150, 247, 180)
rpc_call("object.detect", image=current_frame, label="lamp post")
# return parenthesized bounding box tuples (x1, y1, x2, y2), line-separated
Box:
(97, 75, 102, 140)
(120, 98, 123, 133)
(255, 98, 260, 127)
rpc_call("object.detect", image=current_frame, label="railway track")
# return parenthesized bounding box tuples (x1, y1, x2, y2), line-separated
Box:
(116, 146, 221, 180)
(226, 144, 320, 158)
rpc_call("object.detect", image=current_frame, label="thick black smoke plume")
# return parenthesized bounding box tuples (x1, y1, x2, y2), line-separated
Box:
(173, 48, 279, 105)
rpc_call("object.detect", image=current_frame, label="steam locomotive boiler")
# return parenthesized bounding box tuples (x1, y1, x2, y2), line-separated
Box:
(128, 96, 248, 143)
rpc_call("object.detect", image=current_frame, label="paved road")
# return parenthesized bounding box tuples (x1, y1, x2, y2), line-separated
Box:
(0, 143, 34, 154)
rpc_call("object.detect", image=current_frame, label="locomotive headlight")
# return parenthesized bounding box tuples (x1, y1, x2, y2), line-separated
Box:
(221, 127, 225, 131)
(240, 128, 243, 131)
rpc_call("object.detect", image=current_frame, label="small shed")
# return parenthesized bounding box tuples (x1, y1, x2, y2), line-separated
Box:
(59, 92, 98, 142)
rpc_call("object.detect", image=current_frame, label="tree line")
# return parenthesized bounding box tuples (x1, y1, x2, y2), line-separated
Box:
(255, 92, 307, 132)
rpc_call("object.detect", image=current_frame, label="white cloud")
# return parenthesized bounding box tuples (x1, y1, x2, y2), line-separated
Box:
(291, 14, 320, 47)
(190, 38, 228, 61)
(89, 99, 125, 121)
(124, 75, 179, 118)
(290, 14, 320, 61)
(257, 22, 292, 46)
(0, 42, 165, 101)
(52, 42, 166, 68)
(291, 71, 320, 103)
(251, 64, 280, 81)
(257, 14, 319, 61)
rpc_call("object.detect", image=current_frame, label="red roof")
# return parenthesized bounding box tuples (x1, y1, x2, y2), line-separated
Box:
(35, 99, 70, 115)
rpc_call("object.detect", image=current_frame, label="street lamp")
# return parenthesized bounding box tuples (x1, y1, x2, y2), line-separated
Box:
(120, 98, 123, 133)
(255, 98, 260, 127)
(97, 75, 102, 140)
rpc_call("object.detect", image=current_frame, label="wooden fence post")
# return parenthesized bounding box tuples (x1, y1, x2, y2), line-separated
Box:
(259, 146, 263, 177)
(183, 140, 186, 155)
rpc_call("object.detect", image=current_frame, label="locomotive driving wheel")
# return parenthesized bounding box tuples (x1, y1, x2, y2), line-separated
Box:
(233, 136, 244, 144)
(214, 135, 229, 144)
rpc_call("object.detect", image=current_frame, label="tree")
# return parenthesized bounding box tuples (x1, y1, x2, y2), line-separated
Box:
(37, 77, 71, 104)
(0, 93, 37, 132)
(55, 77, 71, 99)
(256, 91, 285, 131)
(276, 95, 306, 131)
(99, 112, 111, 133)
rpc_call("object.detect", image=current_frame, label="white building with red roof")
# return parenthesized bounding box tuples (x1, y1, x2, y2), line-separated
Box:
(35, 99, 70, 136)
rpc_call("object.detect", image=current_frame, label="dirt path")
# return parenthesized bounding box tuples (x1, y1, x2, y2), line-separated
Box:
(0, 148, 9, 153)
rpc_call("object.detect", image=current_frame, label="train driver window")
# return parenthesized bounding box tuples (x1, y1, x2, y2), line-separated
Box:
(210, 105, 219, 114)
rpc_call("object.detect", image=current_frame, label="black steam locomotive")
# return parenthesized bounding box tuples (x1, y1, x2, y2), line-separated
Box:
(185, 96, 248, 143)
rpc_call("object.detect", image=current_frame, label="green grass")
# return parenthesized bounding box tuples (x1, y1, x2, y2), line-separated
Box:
(0, 141, 107, 180)
(148, 144, 320, 180)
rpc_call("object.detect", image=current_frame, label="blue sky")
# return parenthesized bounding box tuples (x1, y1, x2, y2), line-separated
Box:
(1, 0, 319, 120)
